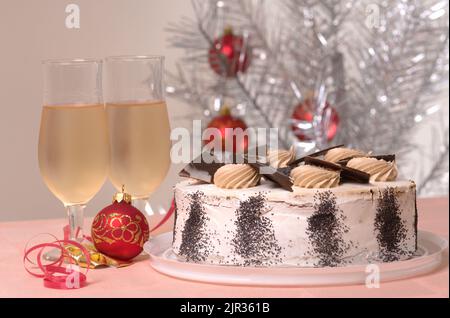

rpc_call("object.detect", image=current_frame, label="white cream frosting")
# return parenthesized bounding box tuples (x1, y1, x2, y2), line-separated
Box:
(173, 179, 417, 267)
(347, 157, 398, 182)
(324, 147, 367, 163)
(290, 165, 340, 188)
(267, 146, 296, 168)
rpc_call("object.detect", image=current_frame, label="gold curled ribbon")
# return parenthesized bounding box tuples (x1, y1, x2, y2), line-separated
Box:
(65, 240, 132, 269)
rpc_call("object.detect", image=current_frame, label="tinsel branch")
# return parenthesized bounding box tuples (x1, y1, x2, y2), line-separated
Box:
(191, 5, 281, 141)
(165, 0, 449, 196)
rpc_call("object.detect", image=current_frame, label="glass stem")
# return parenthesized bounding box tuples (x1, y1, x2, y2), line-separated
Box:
(66, 204, 85, 241)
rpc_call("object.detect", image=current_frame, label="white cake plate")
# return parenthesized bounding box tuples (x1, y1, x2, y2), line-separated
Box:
(143, 231, 448, 287)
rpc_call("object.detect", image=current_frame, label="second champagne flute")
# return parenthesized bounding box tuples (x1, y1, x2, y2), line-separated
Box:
(105, 56, 171, 210)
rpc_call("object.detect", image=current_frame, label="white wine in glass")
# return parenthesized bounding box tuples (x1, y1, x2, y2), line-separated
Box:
(107, 101, 171, 198)
(105, 56, 171, 208)
(39, 59, 109, 240)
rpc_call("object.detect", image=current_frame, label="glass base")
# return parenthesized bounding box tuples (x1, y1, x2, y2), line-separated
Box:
(43, 248, 62, 262)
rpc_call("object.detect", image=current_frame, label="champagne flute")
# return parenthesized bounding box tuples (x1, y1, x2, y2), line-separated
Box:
(39, 59, 109, 240)
(105, 56, 171, 211)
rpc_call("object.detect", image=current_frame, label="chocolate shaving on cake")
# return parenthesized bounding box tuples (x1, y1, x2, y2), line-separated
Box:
(340, 165, 371, 183)
(289, 144, 345, 166)
(179, 191, 211, 262)
(368, 154, 395, 162)
(247, 162, 294, 191)
(304, 156, 341, 171)
(304, 156, 370, 183)
(179, 154, 225, 183)
(374, 187, 408, 262)
(278, 165, 295, 177)
(306, 191, 350, 267)
(179, 151, 254, 183)
(231, 194, 282, 266)
(242, 153, 294, 191)
(337, 154, 396, 166)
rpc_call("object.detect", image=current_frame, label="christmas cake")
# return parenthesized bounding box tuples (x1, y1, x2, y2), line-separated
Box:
(172, 146, 418, 267)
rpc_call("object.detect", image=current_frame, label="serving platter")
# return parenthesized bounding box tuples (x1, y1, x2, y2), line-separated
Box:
(143, 231, 448, 287)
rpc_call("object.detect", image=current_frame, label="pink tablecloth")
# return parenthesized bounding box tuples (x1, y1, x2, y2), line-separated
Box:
(1, 197, 448, 298)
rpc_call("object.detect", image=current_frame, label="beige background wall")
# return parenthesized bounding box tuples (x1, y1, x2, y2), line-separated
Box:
(0, 0, 192, 221)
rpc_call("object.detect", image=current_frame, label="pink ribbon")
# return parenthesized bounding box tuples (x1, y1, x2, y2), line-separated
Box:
(23, 232, 90, 290)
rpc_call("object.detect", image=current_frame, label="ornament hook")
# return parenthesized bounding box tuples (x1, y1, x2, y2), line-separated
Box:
(113, 185, 132, 204)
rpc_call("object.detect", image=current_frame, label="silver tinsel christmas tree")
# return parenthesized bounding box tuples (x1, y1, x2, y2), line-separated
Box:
(166, 0, 449, 196)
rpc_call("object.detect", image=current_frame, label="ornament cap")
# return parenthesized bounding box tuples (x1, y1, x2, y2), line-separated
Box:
(223, 26, 234, 36)
(113, 185, 132, 204)
(219, 105, 231, 116)
(304, 90, 315, 101)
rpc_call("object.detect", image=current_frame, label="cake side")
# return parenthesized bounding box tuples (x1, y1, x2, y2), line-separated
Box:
(172, 179, 417, 267)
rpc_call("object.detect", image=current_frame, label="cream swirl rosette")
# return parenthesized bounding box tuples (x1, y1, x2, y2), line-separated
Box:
(324, 147, 367, 163)
(213, 164, 260, 189)
(267, 146, 296, 168)
(346, 157, 398, 182)
(290, 165, 340, 188)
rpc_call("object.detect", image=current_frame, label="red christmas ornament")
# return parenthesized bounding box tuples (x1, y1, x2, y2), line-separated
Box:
(205, 106, 249, 153)
(208, 27, 251, 77)
(291, 97, 340, 142)
(91, 187, 149, 261)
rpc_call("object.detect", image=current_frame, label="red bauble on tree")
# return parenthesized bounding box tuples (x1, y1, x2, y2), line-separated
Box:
(91, 188, 150, 261)
(204, 106, 249, 153)
(208, 27, 251, 77)
(291, 97, 340, 142)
